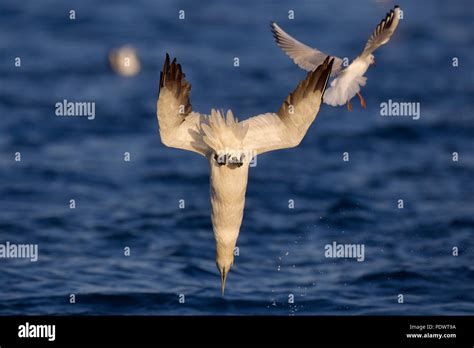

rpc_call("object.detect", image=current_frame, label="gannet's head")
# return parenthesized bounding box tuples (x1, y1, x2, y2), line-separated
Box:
(201, 109, 251, 168)
(216, 244, 234, 296)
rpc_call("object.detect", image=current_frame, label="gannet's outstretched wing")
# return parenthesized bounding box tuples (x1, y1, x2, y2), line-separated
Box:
(271, 22, 342, 76)
(242, 57, 334, 155)
(360, 6, 401, 58)
(157, 53, 209, 156)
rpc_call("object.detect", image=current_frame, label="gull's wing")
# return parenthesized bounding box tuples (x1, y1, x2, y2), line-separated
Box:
(157, 54, 209, 156)
(241, 57, 334, 155)
(271, 22, 343, 76)
(360, 6, 401, 57)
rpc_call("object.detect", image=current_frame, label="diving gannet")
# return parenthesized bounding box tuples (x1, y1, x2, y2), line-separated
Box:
(156, 53, 333, 295)
(271, 5, 401, 111)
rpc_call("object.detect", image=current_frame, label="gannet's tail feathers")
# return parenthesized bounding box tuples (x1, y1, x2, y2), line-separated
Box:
(200, 109, 249, 153)
(157, 53, 209, 156)
(241, 57, 334, 155)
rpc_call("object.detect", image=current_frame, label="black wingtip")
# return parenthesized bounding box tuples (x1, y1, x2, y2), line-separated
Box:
(164, 53, 170, 70)
(160, 53, 174, 91)
(329, 56, 335, 68)
(313, 56, 334, 96)
(270, 22, 282, 44)
(322, 57, 335, 96)
(163, 53, 170, 72)
(327, 57, 335, 75)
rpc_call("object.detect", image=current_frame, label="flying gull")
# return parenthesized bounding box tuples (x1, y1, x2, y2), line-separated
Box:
(156, 53, 334, 295)
(271, 5, 401, 111)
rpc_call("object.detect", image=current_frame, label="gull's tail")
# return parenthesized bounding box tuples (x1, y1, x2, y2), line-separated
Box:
(323, 75, 367, 106)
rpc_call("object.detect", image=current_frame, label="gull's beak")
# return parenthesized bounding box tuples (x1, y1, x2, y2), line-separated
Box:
(221, 267, 228, 296)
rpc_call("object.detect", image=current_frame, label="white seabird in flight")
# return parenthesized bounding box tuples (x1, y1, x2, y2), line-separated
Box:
(271, 5, 401, 111)
(156, 53, 333, 295)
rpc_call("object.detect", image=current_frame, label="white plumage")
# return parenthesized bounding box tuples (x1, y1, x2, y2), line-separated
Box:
(323, 61, 368, 107)
(271, 5, 401, 110)
(156, 54, 334, 294)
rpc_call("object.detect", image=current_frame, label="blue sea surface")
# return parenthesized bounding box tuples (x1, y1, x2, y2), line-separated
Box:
(0, 0, 473, 315)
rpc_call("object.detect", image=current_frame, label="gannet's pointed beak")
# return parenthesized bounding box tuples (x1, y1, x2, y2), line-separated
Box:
(221, 267, 228, 296)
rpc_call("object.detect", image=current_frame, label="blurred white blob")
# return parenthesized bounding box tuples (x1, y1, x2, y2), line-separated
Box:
(108, 45, 141, 77)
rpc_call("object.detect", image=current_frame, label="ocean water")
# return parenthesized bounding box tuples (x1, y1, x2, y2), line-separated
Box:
(0, 0, 473, 315)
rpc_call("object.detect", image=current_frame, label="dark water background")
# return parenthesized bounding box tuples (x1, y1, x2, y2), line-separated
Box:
(0, 0, 473, 315)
